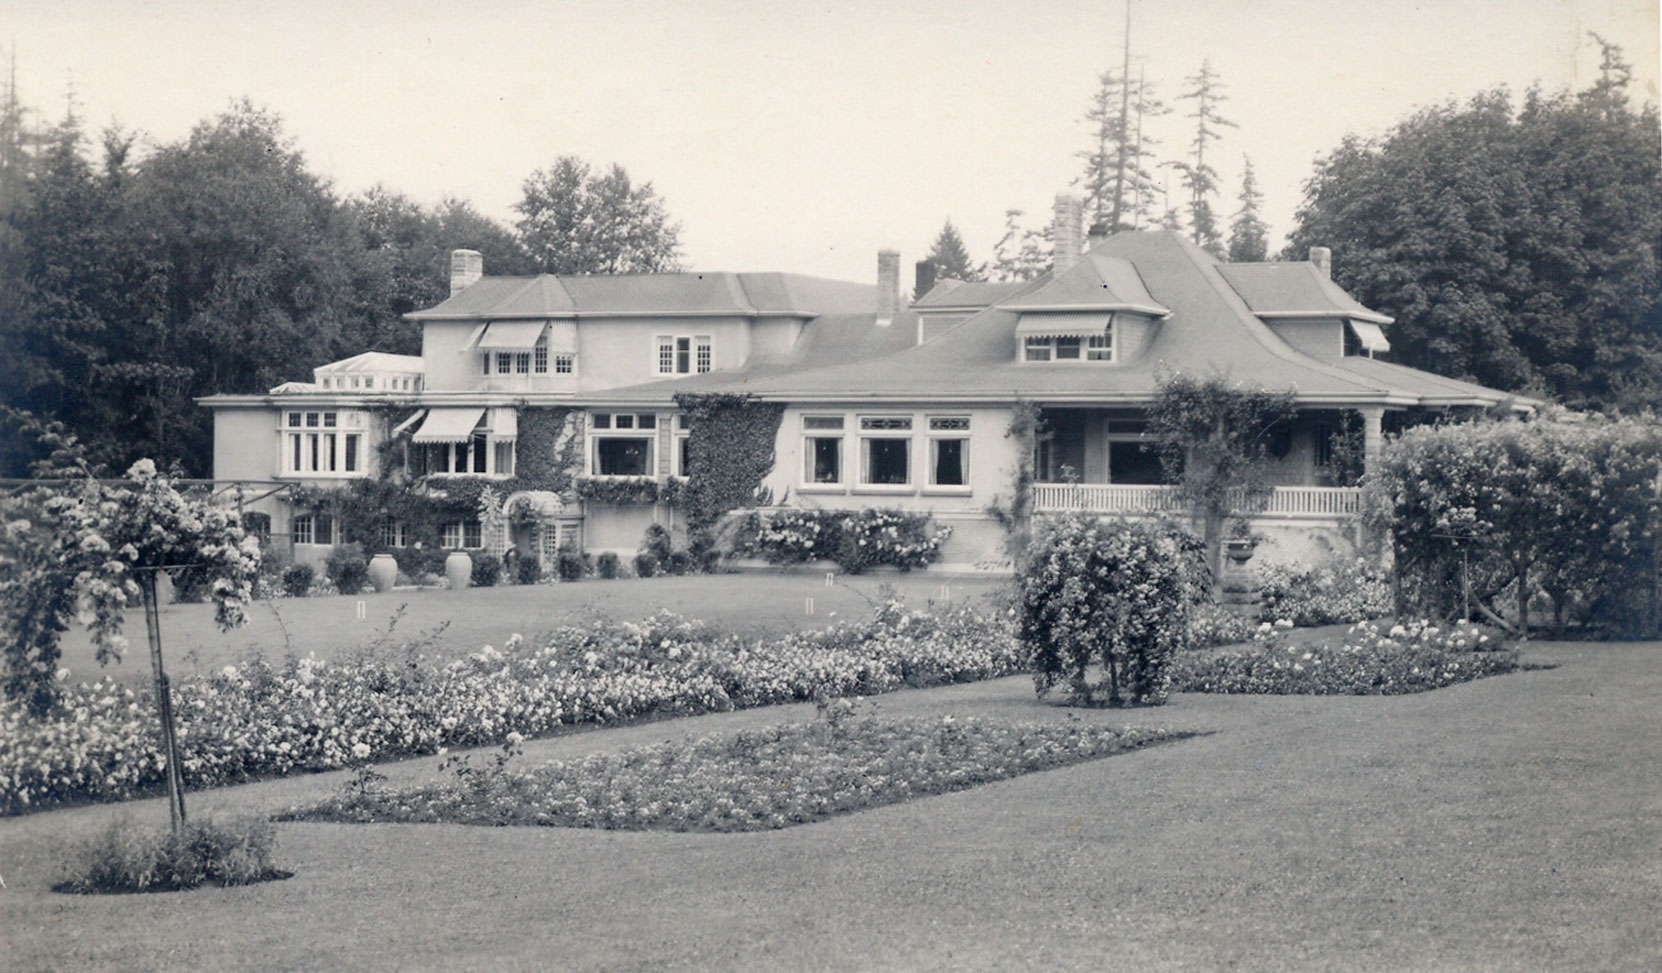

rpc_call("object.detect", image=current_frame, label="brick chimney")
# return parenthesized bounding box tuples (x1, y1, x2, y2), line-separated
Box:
(914, 259, 938, 302)
(1086, 220, 1109, 251)
(1052, 194, 1084, 273)
(450, 249, 484, 295)
(877, 249, 900, 325)
(1308, 246, 1332, 278)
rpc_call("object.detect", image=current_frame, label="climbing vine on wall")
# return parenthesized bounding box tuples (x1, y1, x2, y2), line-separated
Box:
(987, 400, 1042, 560)
(675, 393, 785, 529)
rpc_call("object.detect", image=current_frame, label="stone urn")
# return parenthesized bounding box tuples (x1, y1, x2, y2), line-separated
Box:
(1220, 538, 1261, 615)
(445, 551, 472, 591)
(367, 553, 398, 593)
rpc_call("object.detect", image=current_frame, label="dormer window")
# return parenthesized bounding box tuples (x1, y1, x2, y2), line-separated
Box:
(1016, 314, 1116, 363)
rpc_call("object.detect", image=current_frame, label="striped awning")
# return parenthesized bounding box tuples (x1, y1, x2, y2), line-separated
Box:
(476, 321, 546, 349)
(1015, 313, 1112, 339)
(490, 407, 518, 440)
(410, 408, 485, 443)
(1349, 321, 1391, 353)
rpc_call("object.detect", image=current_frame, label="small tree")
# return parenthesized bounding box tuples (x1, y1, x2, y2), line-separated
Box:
(1, 443, 259, 830)
(1018, 515, 1203, 707)
(1146, 373, 1297, 596)
(918, 219, 983, 295)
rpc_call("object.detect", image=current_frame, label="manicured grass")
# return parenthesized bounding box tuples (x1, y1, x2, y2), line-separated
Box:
(2, 639, 1657, 970)
(281, 715, 1187, 832)
(51, 572, 1010, 687)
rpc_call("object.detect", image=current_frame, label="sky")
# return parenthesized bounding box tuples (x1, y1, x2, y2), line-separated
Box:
(3, 0, 1658, 286)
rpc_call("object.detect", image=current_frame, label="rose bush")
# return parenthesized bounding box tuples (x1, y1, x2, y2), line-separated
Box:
(1, 600, 1023, 814)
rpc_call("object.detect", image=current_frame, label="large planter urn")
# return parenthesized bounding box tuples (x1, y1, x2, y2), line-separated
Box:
(367, 553, 398, 593)
(445, 551, 473, 591)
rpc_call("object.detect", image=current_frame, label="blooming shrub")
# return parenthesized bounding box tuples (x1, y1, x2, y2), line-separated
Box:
(1, 601, 1024, 814)
(471, 555, 502, 588)
(752, 508, 949, 573)
(283, 715, 1182, 832)
(1186, 601, 1258, 648)
(1170, 620, 1517, 695)
(1019, 515, 1204, 706)
(1256, 557, 1392, 626)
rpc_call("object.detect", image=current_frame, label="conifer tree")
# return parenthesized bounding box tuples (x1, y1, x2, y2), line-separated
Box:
(1227, 155, 1268, 261)
(919, 218, 983, 293)
(1171, 59, 1237, 257)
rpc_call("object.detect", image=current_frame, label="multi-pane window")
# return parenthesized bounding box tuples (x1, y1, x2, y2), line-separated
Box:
(1023, 329, 1114, 362)
(928, 416, 970, 487)
(656, 335, 713, 375)
(441, 519, 484, 550)
(514, 352, 531, 374)
(860, 416, 913, 486)
(283, 412, 366, 477)
(533, 336, 548, 374)
(589, 412, 659, 476)
(674, 414, 692, 477)
(496, 352, 512, 374)
(419, 432, 513, 476)
(292, 513, 334, 545)
(292, 514, 313, 545)
(377, 518, 407, 548)
(803, 415, 844, 484)
(554, 354, 575, 374)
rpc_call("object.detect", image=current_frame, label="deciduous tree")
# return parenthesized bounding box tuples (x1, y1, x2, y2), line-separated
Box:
(515, 156, 682, 274)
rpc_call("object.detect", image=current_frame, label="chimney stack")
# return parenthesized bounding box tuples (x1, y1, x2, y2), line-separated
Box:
(1052, 194, 1084, 273)
(1308, 246, 1332, 279)
(1086, 220, 1109, 251)
(877, 249, 900, 325)
(450, 249, 484, 295)
(914, 259, 938, 302)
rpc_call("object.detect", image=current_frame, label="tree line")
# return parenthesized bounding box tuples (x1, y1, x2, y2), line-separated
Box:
(0, 95, 681, 477)
(921, 32, 1658, 414)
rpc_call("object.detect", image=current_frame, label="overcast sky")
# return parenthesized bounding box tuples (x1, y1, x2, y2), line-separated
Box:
(4, 0, 1657, 285)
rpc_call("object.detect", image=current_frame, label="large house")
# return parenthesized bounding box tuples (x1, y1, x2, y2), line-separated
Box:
(200, 194, 1527, 572)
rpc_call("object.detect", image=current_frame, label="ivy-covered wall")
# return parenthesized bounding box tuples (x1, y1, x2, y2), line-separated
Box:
(676, 393, 784, 529)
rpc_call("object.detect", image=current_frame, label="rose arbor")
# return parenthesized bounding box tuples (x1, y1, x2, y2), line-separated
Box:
(48, 460, 260, 829)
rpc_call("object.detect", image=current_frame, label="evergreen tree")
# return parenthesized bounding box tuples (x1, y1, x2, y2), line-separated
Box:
(1078, 66, 1133, 229)
(1226, 155, 1268, 261)
(1126, 67, 1171, 229)
(1284, 36, 1661, 411)
(1171, 59, 1237, 257)
(919, 219, 983, 294)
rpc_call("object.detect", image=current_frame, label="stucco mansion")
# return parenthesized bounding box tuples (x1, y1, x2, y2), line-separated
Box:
(201, 195, 1526, 572)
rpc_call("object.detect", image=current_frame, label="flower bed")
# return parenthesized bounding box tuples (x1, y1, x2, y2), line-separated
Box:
(281, 713, 1185, 832)
(1255, 557, 1393, 626)
(1169, 620, 1519, 695)
(1, 602, 1023, 815)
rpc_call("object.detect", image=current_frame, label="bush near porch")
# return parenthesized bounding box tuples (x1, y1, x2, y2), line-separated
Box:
(1367, 414, 1662, 636)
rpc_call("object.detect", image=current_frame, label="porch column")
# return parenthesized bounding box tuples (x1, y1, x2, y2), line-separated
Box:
(1358, 406, 1385, 475)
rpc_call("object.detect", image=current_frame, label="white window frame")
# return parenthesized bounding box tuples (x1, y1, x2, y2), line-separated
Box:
(1020, 322, 1116, 363)
(857, 415, 914, 490)
(292, 514, 314, 545)
(282, 412, 367, 478)
(655, 334, 714, 375)
(673, 413, 693, 477)
(925, 416, 971, 490)
(801, 414, 846, 489)
(441, 518, 484, 550)
(588, 412, 659, 477)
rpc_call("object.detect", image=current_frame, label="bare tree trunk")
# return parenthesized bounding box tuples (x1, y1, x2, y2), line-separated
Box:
(140, 572, 188, 833)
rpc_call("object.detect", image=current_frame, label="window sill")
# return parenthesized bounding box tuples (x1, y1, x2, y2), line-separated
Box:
(920, 486, 973, 496)
(852, 484, 918, 496)
(798, 484, 849, 495)
(279, 472, 373, 479)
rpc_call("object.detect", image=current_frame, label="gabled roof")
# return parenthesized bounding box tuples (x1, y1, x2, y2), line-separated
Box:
(998, 251, 1169, 316)
(913, 279, 1028, 310)
(660, 230, 1524, 408)
(405, 271, 877, 321)
(1216, 262, 1394, 325)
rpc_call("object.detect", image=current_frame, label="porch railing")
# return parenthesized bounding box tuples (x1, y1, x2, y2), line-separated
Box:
(1032, 483, 1362, 518)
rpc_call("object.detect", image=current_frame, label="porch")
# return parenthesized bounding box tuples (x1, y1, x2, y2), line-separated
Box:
(1031, 482, 1362, 519)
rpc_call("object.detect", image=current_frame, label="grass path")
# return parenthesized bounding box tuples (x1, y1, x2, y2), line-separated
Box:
(3, 639, 1658, 971)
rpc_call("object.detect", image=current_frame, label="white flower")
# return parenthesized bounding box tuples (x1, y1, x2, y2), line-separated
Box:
(1389, 625, 1407, 638)
(351, 742, 372, 759)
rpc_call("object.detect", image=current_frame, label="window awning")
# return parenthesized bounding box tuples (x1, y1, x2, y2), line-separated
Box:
(410, 407, 485, 443)
(490, 407, 518, 440)
(544, 320, 577, 353)
(1015, 313, 1113, 339)
(1349, 320, 1391, 353)
(476, 321, 546, 349)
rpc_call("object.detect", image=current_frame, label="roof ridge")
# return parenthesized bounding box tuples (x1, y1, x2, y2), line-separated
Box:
(1165, 233, 1382, 396)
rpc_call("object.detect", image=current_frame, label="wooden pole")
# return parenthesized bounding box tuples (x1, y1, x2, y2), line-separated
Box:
(139, 571, 188, 832)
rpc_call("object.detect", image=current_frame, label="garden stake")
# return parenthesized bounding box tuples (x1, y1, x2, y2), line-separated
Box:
(805, 597, 814, 615)
(139, 569, 188, 833)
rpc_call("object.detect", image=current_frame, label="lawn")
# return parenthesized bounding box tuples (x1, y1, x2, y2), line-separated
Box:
(52, 571, 1010, 687)
(2, 638, 1657, 971)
